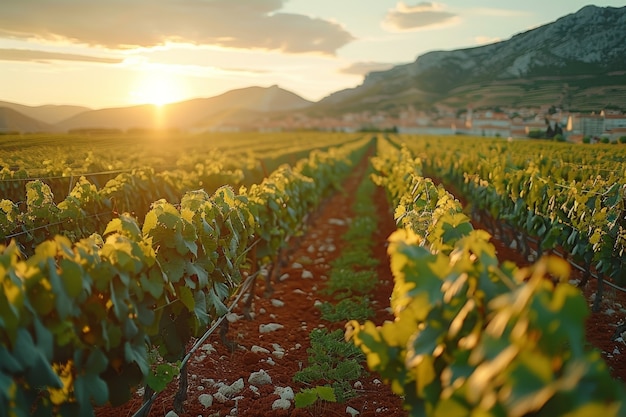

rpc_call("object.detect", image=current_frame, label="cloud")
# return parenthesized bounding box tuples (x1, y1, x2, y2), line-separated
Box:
(0, 48, 122, 64)
(0, 0, 354, 55)
(382, 1, 458, 32)
(340, 61, 398, 76)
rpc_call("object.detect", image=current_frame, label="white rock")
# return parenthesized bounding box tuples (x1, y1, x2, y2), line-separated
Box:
(272, 398, 291, 410)
(214, 391, 229, 403)
(614, 347, 621, 355)
(353, 381, 363, 389)
(226, 313, 241, 323)
(292, 262, 303, 269)
(274, 386, 295, 401)
(270, 314, 277, 319)
(200, 343, 215, 355)
(194, 353, 206, 362)
(196, 385, 205, 391)
(251, 345, 270, 354)
(265, 357, 276, 366)
(307, 244, 315, 253)
(217, 378, 244, 399)
(373, 379, 382, 386)
(279, 273, 290, 282)
(249, 385, 260, 396)
(259, 308, 266, 314)
(271, 299, 285, 307)
(248, 369, 272, 386)
(346, 406, 360, 416)
(321, 244, 336, 253)
(201, 378, 216, 386)
(301, 270, 314, 279)
(198, 393, 213, 408)
(293, 289, 307, 295)
(314, 300, 323, 307)
(259, 323, 284, 333)
(165, 411, 178, 417)
(329, 218, 346, 226)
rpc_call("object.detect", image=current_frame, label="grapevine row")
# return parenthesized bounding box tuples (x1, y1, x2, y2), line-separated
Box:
(347, 136, 626, 416)
(0, 137, 371, 417)
(0, 132, 361, 203)
(392, 135, 626, 311)
(1, 133, 366, 255)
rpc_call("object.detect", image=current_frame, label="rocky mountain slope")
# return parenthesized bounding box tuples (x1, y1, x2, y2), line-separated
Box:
(312, 5, 626, 114)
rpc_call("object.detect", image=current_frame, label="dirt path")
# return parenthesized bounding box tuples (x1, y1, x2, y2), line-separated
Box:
(95, 152, 406, 417)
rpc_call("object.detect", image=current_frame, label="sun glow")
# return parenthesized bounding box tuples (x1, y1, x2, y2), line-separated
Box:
(129, 71, 189, 106)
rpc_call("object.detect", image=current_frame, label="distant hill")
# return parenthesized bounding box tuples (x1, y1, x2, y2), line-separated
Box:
(0, 107, 54, 133)
(311, 5, 626, 114)
(54, 85, 312, 132)
(0, 101, 91, 125)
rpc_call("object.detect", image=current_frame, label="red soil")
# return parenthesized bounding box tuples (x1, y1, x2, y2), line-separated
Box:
(95, 155, 407, 417)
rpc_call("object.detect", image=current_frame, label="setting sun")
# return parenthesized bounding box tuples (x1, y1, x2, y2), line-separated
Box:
(129, 71, 188, 106)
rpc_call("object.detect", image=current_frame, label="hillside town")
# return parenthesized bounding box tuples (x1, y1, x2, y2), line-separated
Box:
(214, 105, 626, 143)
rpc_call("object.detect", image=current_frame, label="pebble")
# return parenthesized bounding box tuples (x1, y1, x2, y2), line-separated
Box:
(198, 393, 213, 408)
(248, 369, 272, 386)
(251, 345, 270, 354)
(272, 398, 291, 410)
(274, 386, 294, 400)
(259, 323, 284, 333)
(271, 299, 285, 307)
(346, 406, 360, 416)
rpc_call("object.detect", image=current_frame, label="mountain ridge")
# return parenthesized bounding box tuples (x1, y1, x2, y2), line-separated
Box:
(2, 5, 625, 132)
(311, 5, 626, 114)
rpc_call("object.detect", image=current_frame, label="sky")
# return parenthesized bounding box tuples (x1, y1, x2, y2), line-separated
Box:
(0, 1, 623, 109)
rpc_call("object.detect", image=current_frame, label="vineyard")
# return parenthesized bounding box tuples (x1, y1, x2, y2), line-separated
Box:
(2, 132, 626, 417)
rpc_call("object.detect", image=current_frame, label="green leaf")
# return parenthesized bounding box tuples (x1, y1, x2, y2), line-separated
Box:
(178, 286, 195, 312)
(146, 362, 180, 392)
(193, 290, 210, 327)
(47, 259, 72, 320)
(59, 259, 83, 298)
(316, 385, 337, 402)
(295, 390, 318, 408)
(75, 373, 109, 409)
(140, 269, 165, 299)
(33, 317, 54, 361)
(124, 340, 149, 375)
